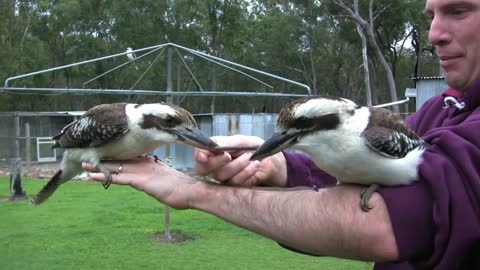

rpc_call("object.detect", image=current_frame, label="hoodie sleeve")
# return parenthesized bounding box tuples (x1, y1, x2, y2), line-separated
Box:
(377, 98, 480, 269)
(284, 151, 337, 188)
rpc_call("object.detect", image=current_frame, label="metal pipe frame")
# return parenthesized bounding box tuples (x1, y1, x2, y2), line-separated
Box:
(3, 42, 311, 96)
(0, 87, 309, 97)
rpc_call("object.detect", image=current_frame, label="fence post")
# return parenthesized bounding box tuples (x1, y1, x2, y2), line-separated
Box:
(15, 114, 20, 159)
(163, 154, 172, 241)
(25, 122, 31, 173)
(9, 158, 27, 201)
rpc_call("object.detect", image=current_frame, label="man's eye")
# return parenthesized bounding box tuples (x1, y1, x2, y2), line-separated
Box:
(450, 8, 468, 17)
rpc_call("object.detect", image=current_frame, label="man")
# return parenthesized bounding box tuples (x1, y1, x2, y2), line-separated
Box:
(83, 0, 480, 268)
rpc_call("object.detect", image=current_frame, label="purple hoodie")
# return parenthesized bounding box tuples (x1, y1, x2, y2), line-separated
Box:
(284, 80, 480, 269)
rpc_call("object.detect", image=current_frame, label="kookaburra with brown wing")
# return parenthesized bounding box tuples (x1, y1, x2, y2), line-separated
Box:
(250, 96, 427, 211)
(32, 102, 218, 205)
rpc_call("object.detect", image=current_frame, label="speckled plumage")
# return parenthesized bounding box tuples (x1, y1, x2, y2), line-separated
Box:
(32, 102, 217, 205)
(52, 103, 130, 149)
(363, 107, 424, 158)
(252, 96, 427, 210)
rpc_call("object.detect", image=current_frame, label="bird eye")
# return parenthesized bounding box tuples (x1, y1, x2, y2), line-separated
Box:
(293, 116, 312, 129)
(164, 116, 177, 127)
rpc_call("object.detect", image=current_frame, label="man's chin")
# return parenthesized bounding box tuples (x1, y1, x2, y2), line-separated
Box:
(443, 71, 470, 91)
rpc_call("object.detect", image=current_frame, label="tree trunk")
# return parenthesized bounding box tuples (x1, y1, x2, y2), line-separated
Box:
(365, 26, 399, 111)
(355, 17, 372, 106)
(334, 0, 399, 111)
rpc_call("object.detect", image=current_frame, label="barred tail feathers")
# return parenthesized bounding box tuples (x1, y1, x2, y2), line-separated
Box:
(31, 170, 64, 205)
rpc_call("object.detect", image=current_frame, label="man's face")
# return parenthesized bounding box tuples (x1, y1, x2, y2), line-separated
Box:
(425, 0, 480, 91)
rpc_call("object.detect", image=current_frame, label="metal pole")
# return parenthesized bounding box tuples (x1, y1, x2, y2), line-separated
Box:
(164, 46, 173, 241)
(5, 44, 166, 87)
(373, 98, 410, 108)
(25, 122, 31, 173)
(15, 114, 20, 159)
(167, 46, 173, 95)
(0, 87, 308, 97)
(169, 43, 311, 94)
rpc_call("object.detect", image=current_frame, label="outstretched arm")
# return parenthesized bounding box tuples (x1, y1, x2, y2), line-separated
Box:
(83, 156, 398, 262)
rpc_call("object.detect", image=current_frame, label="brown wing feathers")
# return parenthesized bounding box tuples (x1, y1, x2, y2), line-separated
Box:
(52, 103, 129, 149)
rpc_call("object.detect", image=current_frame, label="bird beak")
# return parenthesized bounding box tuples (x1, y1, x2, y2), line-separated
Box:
(250, 131, 299, 161)
(173, 127, 218, 150)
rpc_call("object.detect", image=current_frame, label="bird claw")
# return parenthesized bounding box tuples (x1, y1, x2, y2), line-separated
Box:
(360, 196, 373, 212)
(102, 180, 111, 189)
(96, 165, 112, 190)
(359, 184, 379, 212)
(102, 175, 112, 189)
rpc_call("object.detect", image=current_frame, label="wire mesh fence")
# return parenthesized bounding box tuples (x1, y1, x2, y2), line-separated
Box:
(0, 112, 278, 170)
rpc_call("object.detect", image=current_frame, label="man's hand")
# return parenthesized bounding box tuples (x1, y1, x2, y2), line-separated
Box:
(82, 156, 198, 209)
(193, 135, 287, 187)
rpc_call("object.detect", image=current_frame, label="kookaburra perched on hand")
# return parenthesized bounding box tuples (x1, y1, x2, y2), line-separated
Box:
(32, 102, 218, 205)
(250, 96, 427, 211)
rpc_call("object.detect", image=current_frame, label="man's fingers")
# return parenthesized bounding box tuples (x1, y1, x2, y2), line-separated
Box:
(212, 153, 255, 182)
(194, 149, 217, 163)
(194, 152, 232, 176)
(226, 160, 261, 186)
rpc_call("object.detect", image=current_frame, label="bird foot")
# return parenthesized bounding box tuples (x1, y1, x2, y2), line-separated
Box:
(102, 178, 111, 189)
(143, 153, 159, 162)
(95, 164, 112, 189)
(359, 184, 379, 212)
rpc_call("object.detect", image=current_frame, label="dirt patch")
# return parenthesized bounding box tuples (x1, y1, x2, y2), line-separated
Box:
(0, 162, 61, 179)
(150, 231, 196, 244)
(0, 162, 206, 182)
(0, 162, 93, 181)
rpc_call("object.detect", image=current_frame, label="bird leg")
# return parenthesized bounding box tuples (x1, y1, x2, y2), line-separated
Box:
(360, 184, 379, 212)
(142, 153, 159, 162)
(95, 163, 113, 189)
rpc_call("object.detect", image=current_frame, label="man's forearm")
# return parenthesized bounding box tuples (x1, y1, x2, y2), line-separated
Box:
(190, 183, 399, 262)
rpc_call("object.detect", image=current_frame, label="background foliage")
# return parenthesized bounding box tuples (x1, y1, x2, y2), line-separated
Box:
(0, 0, 438, 113)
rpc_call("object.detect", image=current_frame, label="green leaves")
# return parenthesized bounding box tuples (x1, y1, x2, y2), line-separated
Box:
(0, 0, 436, 112)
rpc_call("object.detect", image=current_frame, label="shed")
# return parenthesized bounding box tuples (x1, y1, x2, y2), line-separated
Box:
(413, 76, 448, 111)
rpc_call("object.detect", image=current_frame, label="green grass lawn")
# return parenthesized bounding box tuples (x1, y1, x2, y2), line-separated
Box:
(0, 177, 373, 270)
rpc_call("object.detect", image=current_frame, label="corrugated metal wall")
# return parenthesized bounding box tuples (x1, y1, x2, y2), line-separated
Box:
(153, 113, 278, 169)
(415, 78, 448, 111)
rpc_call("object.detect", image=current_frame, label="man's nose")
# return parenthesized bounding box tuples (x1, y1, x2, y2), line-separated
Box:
(428, 15, 452, 46)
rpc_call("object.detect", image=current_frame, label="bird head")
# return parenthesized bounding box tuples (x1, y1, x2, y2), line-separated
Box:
(130, 103, 218, 150)
(250, 96, 360, 161)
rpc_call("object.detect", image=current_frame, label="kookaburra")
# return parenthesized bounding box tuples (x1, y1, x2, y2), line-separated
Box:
(126, 47, 136, 62)
(250, 96, 427, 211)
(32, 102, 218, 205)
(126, 47, 138, 70)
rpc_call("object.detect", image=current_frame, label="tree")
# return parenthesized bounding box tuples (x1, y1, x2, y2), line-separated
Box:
(0, 0, 428, 113)
(333, 0, 399, 111)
